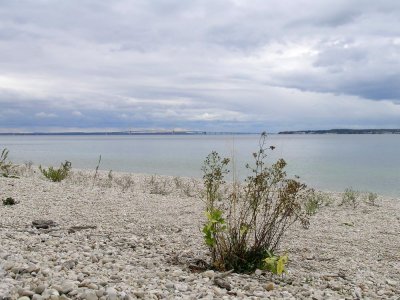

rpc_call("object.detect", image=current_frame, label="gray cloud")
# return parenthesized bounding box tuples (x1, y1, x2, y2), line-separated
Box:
(1, 0, 400, 132)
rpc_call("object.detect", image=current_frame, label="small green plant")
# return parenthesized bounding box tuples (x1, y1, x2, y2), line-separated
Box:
(201, 133, 310, 273)
(202, 208, 227, 247)
(340, 188, 360, 208)
(264, 251, 289, 275)
(303, 191, 333, 214)
(304, 192, 322, 215)
(0, 148, 15, 177)
(2, 197, 16, 206)
(364, 192, 378, 206)
(39, 161, 72, 182)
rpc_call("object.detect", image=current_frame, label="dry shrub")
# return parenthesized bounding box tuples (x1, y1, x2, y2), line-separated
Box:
(202, 133, 311, 273)
(147, 175, 170, 195)
(0, 148, 16, 177)
(115, 175, 135, 192)
(174, 177, 198, 197)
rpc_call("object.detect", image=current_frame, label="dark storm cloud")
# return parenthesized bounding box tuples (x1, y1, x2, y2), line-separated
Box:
(1, 0, 400, 132)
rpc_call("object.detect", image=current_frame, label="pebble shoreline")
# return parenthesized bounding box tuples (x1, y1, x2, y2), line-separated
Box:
(0, 167, 399, 300)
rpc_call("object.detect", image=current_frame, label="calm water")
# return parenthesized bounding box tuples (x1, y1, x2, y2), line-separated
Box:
(1, 134, 399, 196)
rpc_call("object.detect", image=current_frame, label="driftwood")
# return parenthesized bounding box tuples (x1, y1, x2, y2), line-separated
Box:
(32, 220, 58, 229)
(68, 225, 97, 233)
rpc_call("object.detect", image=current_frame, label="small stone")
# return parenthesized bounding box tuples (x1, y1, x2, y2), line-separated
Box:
(265, 282, 274, 291)
(175, 283, 188, 292)
(105, 287, 117, 300)
(386, 279, 397, 286)
(353, 287, 362, 299)
(281, 291, 292, 298)
(203, 270, 215, 278)
(359, 283, 368, 292)
(306, 253, 315, 260)
(84, 291, 98, 300)
(87, 283, 98, 290)
(254, 269, 262, 276)
(119, 292, 127, 300)
(11, 267, 25, 274)
(302, 290, 312, 297)
(312, 290, 323, 300)
(165, 282, 174, 289)
(28, 265, 40, 273)
(172, 269, 183, 277)
(253, 291, 265, 297)
(19, 290, 35, 297)
(377, 290, 385, 296)
(42, 289, 60, 298)
(32, 295, 44, 300)
(18, 297, 31, 300)
(68, 290, 78, 296)
(53, 285, 63, 293)
(4, 262, 14, 270)
(329, 283, 342, 291)
(133, 291, 145, 298)
(214, 278, 231, 291)
(83, 246, 91, 252)
(62, 260, 76, 270)
(60, 281, 76, 294)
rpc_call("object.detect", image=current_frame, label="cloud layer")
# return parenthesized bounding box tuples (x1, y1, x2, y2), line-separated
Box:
(1, 0, 400, 132)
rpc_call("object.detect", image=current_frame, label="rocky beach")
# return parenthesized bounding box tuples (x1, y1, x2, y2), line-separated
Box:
(0, 167, 399, 300)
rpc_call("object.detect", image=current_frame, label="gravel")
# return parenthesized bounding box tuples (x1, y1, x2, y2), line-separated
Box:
(0, 168, 399, 299)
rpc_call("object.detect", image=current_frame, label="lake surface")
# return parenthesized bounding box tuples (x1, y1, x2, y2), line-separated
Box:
(1, 134, 399, 196)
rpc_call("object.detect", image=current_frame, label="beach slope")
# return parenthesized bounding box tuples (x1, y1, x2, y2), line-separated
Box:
(0, 169, 399, 299)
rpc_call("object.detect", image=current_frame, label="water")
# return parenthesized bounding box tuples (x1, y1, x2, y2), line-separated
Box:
(1, 134, 399, 196)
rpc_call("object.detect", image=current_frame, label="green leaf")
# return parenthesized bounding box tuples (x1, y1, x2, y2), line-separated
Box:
(276, 254, 288, 275)
(264, 253, 288, 275)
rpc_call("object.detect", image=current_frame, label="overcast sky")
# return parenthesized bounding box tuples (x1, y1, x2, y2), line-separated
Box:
(1, 0, 400, 133)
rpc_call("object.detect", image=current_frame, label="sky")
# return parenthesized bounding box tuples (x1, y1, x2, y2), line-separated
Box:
(1, 0, 400, 133)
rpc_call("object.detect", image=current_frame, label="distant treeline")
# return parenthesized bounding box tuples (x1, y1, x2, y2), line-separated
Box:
(279, 129, 400, 134)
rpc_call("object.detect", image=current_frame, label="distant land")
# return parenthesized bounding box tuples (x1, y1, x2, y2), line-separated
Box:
(278, 129, 400, 134)
(0, 130, 254, 136)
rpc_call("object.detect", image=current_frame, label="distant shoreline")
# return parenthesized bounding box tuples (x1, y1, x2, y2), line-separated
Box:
(278, 129, 400, 134)
(0, 131, 255, 136)
(2, 129, 400, 135)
